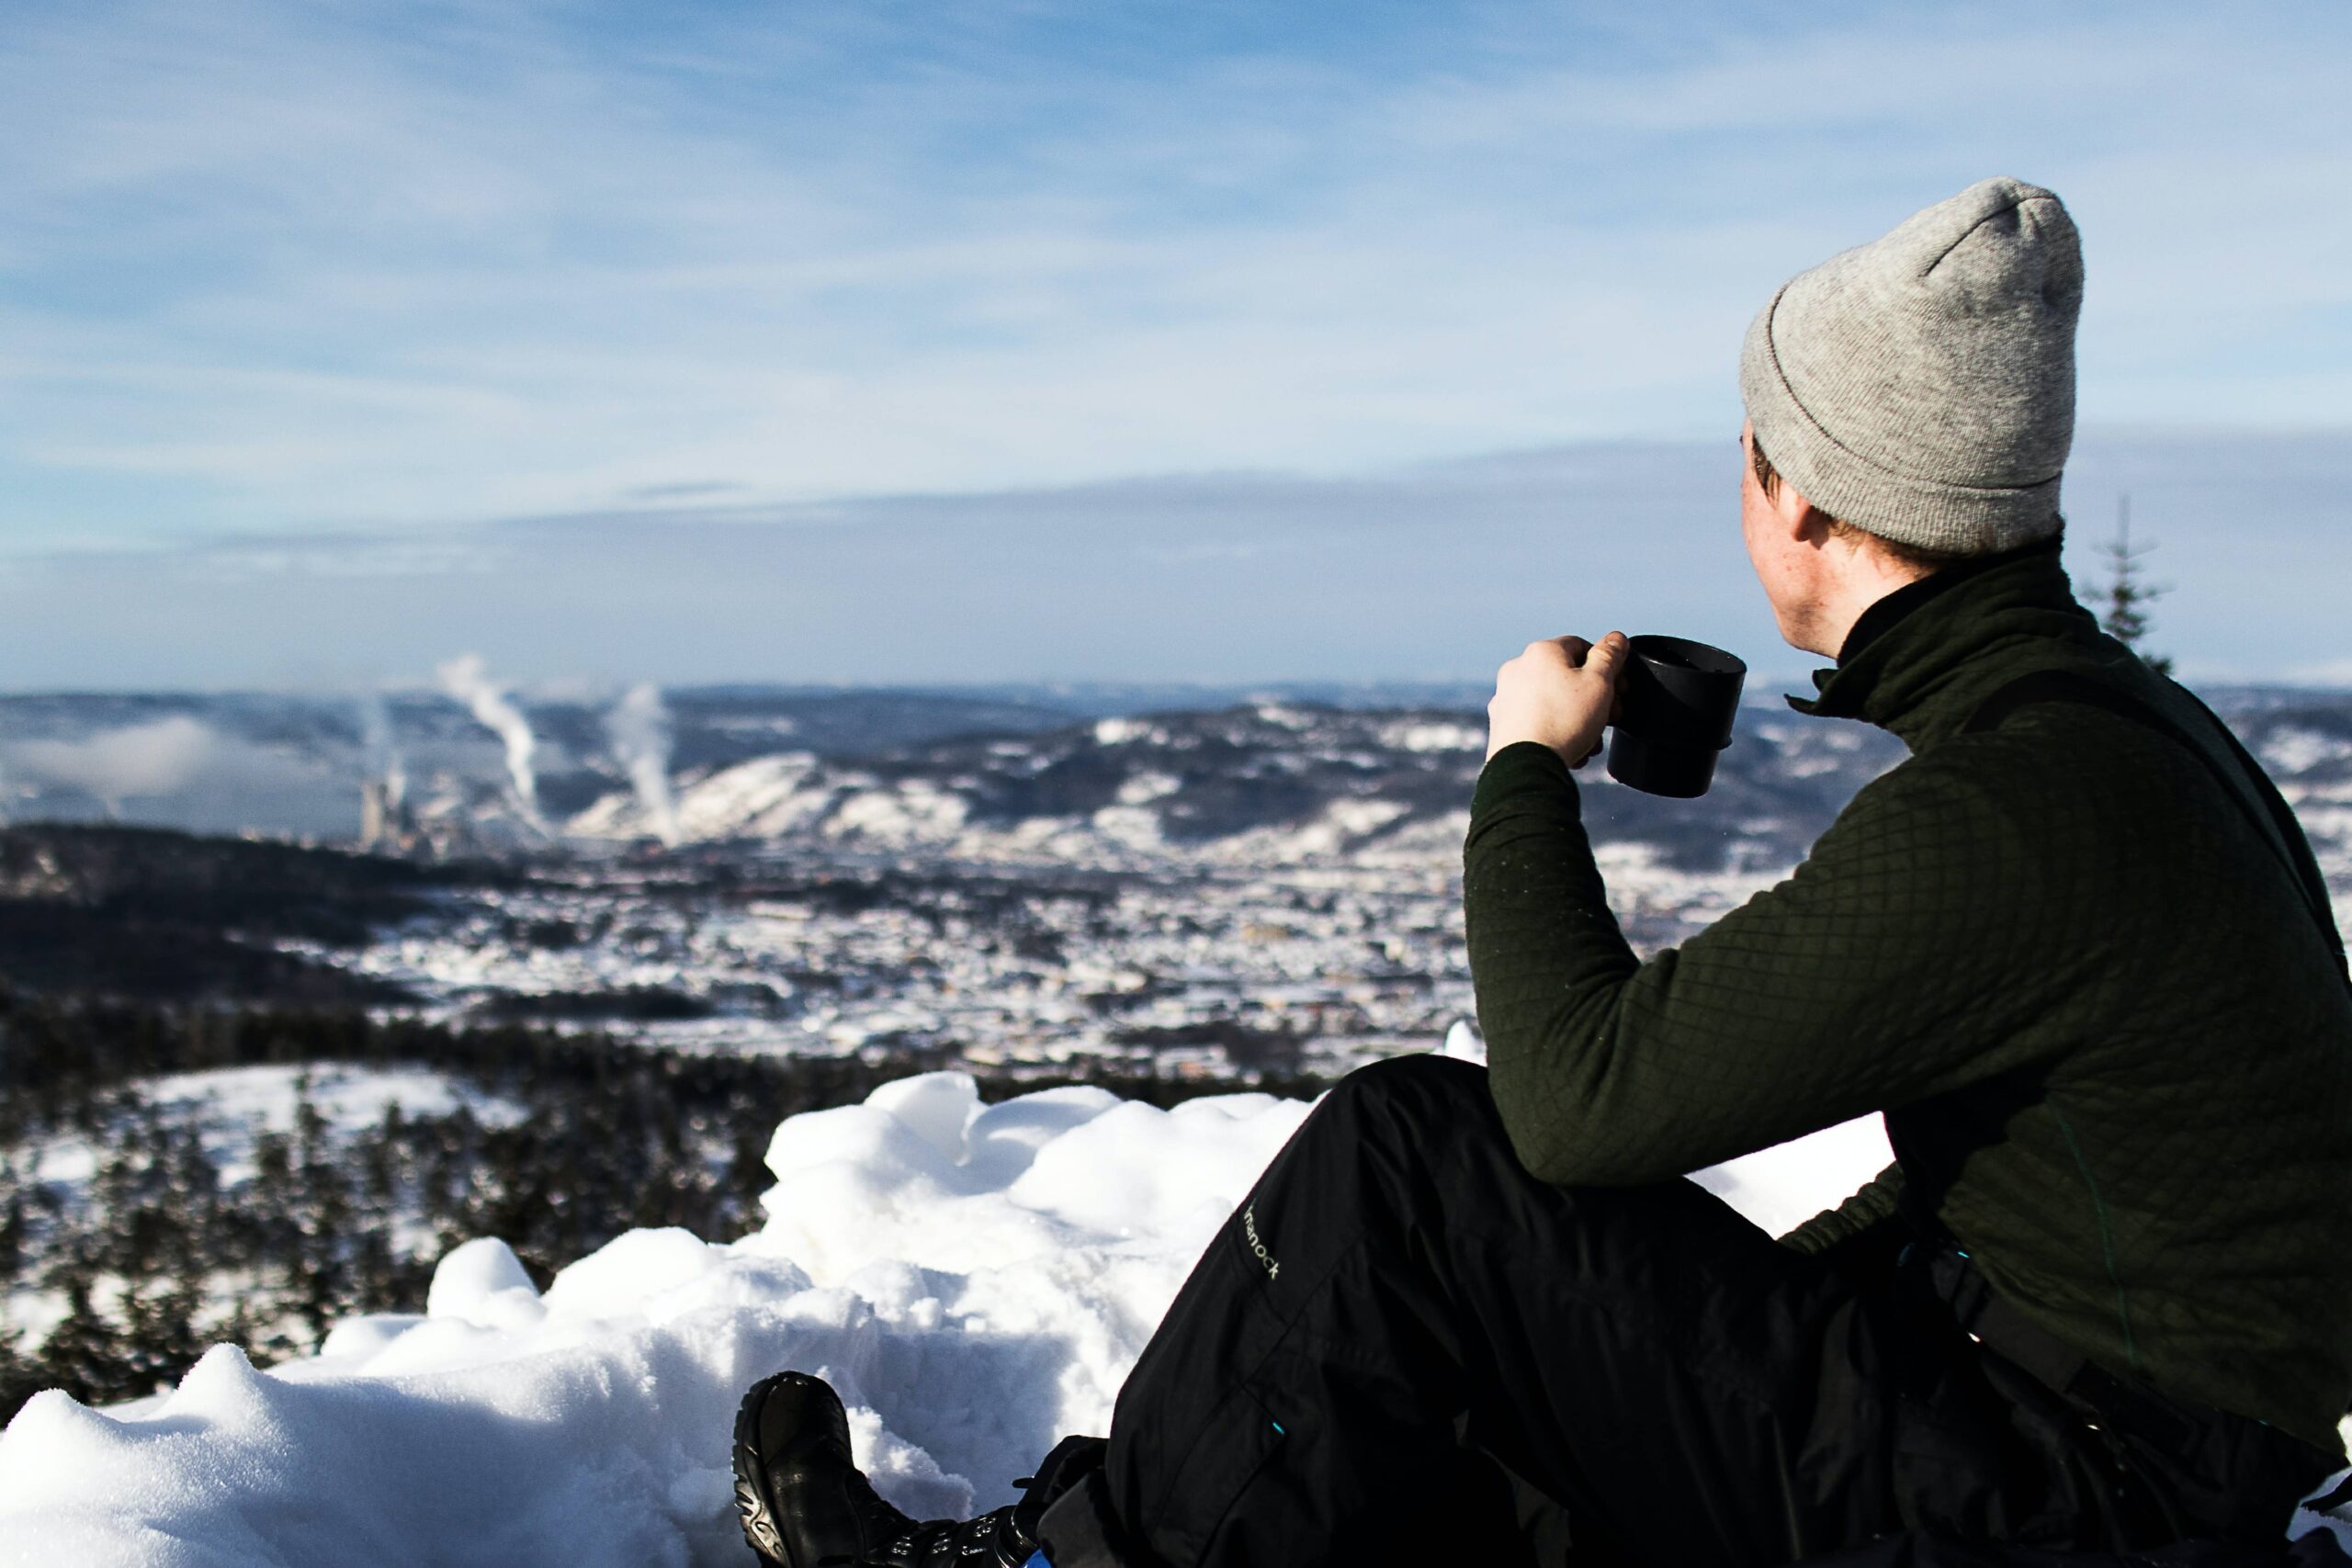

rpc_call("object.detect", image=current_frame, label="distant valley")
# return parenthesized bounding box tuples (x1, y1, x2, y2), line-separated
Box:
(2, 681, 2346, 1079)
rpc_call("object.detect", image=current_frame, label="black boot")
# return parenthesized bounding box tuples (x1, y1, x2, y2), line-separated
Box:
(730, 1371, 1037, 1568)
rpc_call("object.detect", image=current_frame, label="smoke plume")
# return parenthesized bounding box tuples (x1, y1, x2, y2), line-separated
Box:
(357, 692, 407, 812)
(605, 682, 681, 847)
(435, 654, 545, 830)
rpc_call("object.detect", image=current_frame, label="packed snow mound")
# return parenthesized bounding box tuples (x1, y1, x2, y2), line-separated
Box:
(0, 1065, 1913, 1567)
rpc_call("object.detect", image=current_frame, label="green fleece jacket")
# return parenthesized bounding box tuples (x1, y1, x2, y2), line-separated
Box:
(1463, 541, 2352, 1450)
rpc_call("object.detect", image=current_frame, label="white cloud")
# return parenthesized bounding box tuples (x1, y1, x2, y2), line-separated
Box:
(0, 0, 2344, 556)
(10, 716, 226, 801)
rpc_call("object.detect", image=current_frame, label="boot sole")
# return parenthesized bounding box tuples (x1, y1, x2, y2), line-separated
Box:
(731, 1371, 814, 1568)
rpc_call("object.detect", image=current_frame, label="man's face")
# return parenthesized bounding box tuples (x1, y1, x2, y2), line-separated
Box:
(1738, 421, 1815, 651)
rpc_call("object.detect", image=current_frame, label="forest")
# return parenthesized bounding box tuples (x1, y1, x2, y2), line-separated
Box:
(0, 988, 1327, 1424)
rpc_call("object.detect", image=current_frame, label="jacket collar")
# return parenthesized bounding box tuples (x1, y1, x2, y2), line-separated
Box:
(1786, 536, 2105, 749)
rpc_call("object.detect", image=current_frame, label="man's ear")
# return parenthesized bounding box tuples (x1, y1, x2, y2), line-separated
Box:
(1768, 468, 1827, 544)
(1792, 501, 1838, 549)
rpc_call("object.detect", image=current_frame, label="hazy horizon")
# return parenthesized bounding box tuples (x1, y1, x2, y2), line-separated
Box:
(0, 425, 2344, 696)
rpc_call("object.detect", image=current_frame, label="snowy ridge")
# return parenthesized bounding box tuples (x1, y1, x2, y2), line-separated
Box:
(554, 699, 1898, 874)
(4, 686, 2346, 886)
(0, 1061, 1909, 1567)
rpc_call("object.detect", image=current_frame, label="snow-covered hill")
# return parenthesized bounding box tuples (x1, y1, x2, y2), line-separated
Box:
(554, 698, 1899, 876)
(4, 684, 2344, 893)
(0, 1061, 1906, 1567)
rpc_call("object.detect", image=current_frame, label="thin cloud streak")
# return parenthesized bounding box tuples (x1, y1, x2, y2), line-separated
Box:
(0, 431, 2341, 693)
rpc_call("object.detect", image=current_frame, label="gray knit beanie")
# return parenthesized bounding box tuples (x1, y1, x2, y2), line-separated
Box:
(1739, 176, 2084, 555)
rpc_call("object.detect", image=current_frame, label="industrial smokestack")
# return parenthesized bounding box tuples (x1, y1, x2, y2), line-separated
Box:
(358, 693, 407, 810)
(356, 693, 410, 852)
(435, 654, 546, 832)
(604, 682, 682, 848)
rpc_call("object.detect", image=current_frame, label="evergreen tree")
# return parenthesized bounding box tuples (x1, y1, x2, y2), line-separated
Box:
(35, 1268, 128, 1402)
(2095, 495, 2174, 677)
(0, 1329, 46, 1419)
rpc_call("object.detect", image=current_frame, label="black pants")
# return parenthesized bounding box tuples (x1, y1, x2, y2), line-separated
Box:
(1095, 1056, 2332, 1568)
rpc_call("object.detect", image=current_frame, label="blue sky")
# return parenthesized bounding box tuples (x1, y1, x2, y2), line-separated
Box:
(1, 0, 2347, 686)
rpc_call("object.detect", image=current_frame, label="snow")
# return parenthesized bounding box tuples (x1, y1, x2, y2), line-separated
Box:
(3, 1062, 2336, 1566)
(1379, 719, 1483, 753)
(0, 1069, 1309, 1565)
(2263, 727, 2352, 778)
(22, 1063, 526, 1190)
(1091, 717, 1153, 746)
(1087, 803, 1164, 851)
(1114, 771, 1180, 805)
(570, 752, 832, 842)
(823, 779, 971, 847)
(1691, 1111, 1896, 1236)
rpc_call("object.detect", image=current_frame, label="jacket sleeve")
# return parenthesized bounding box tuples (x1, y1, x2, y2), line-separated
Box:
(1780, 1162, 1905, 1253)
(1464, 739, 2056, 1186)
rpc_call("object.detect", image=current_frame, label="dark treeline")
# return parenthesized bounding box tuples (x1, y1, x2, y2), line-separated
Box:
(0, 989, 1327, 1425)
(0, 822, 481, 1006)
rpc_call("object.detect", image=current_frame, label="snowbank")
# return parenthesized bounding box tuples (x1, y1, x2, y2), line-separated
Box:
(0, 1065, 1973, 1567)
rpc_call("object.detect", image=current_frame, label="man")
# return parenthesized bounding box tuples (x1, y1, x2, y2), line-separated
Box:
(729, 178, 2352, 1567)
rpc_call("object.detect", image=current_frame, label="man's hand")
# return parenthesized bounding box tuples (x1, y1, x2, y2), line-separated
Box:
(1486, 632, 1629, 765)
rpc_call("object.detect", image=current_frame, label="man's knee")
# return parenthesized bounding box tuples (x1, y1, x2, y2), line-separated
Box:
(1318, 1052, 1502, 1144)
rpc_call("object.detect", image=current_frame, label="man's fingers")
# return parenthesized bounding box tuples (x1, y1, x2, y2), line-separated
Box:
(1487, 627, 1627, 761)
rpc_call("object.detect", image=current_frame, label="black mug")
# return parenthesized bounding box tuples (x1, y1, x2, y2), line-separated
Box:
(1605, 635, 1747, 797)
